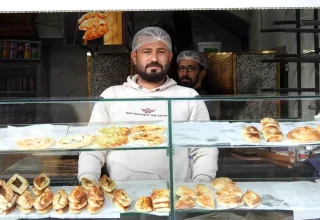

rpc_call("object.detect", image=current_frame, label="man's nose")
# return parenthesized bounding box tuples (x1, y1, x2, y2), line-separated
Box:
(150, 51, 158, 62)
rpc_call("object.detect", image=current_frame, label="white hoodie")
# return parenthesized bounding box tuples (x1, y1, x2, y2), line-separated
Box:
(78, 75, 219, 182)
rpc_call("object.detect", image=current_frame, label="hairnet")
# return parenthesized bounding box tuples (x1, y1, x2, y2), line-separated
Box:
(176, 50, 207, 68)
(132, 27, 172, 52)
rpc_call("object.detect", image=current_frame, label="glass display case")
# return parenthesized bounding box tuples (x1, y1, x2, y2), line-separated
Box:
(0, 94, 320, 220)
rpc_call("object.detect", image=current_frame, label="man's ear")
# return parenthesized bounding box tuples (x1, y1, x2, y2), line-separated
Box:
(131, 51, 137, 65)
(169, 51, 173, 63)
(199, 69, 207, 80)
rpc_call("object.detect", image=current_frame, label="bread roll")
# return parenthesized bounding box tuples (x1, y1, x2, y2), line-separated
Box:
(99, 175, 116, 193)
(81, 177, 100, 191)
(33, 173, 50, 191)
(211, 177, 235, 190)
(53, 189, 68, 210)
(17, 190, 35, 209)
(196, 193, 215, 209)
(262, 126, 283, 142)
(174, 196, 195, 209)
(112, 198, 129, 212)
(242, 126, 260, 143)
(87, 186, 104, 201)
(217, 194, 244, 208)
(55, 204, 68, 214)
(287, 126, 320, 143)
(113, 189, 131, 207)
(35, 203, 52, 214)
(194, 184, 212, 197)
(69, 205, 86, 214)
(215, 185, 243, 197)
(243, 190, 261, 208)
(175, 185, 197, 198)
(32, 186, 47, 197)
(150, 188, 170, 203)
(69, 200, 88, 209)
(16, 204, 33, 214)
(33, 188, 53, 210)
(0, 193, 17, 210)
(88, 198, 104, 208)
(86, 202, 104, 214)
(68, 186, 87, 203)
(135, 196, 153, 213)
(0, 181, 13, 203)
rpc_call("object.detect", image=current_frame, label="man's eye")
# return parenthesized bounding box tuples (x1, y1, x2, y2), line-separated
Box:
(144, 51, 151, 54)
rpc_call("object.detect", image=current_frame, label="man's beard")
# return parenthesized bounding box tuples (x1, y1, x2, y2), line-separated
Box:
(136, 61, 169, 83)
(179, 75, 198, 88)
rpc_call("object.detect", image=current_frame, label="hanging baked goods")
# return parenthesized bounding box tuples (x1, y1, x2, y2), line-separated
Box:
(78, 12, 109, 40)
(33, 173, 50, 191)
(174, 195, 196, 209)
(196, 193, 215, 209)
(287, 126, 320, 143)
(243, 190, 261, 208)
(211, 177, 235, 190)
(96, 126, 131, 136)
(175, 185, 197, 198)
(242, 126, 260, 143)
(99, 175, 116, 198)
(94, 134, 128, 148)
(6, 174, 29, 195)
(16, 137, 55, 150)
(135, 196, 153, 213)
(53, 189, 68, 213)
(130, 124, 167, 134)
(128, 133, 166, 146)
(56, 134, 95, 149)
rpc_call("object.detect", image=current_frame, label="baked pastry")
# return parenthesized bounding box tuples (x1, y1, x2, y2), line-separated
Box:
(260, 117, 279, 127)
(211, 177, 235, 190)
(0, 181, 13, 204)
(93, 134, 128, 148)
(96, 126, 131, 136)
(194, 184, 212, 197)
(153, 202, 170, 209)
(262, 126, 283, 142)
(217, 194, 244, 208)
(242, 126, 260, 143)
(53, 189, 68, 210)
(78, 12, 109, 40)
(16, 190, 35, 209)
(69, 200, 87, 209)
(32, 186, 47, 197)
(0, 193, 17, 210)
(174, 195, 195, 209)
(243, 189, 261, 208)
(69, 205, 86, 214)
(78, 12, 107, 24)
(99, 175, 116, 193)
(88, 198, 104, 207)
(88, 186, 104, 201)
(16, 204, 33, 214)
(196, 193, 215, 209)
(215, 185, 243, 197)
(6, 174, 29, 195)
(287, 126, 320, 143)
(68, 186, 87, 204)
(113, 189, 131, 207)
(16, 137, 55, 150)
(130, 124, 166, 134)
(135, 196, 153, 213)
(86, 202, 104, 214)
(55, 204, 68, 214)
(57, 134, 95, 148)
(33, 173, 50, 191)
(81, 177, 100, 191)
(150, 188, 170, 203)
(105, 190, 116, 198)
(36, 203, 52, 214)
(129, 133, 166, 146)
(33, 188, 53, 210)
(0, 204, 16, 215)
(113, 198, 129, 212)
(176, 185, 197, 198)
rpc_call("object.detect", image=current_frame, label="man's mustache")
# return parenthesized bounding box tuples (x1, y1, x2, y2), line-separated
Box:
(180, 76, 192, 81)
(145, 62, 163, 69)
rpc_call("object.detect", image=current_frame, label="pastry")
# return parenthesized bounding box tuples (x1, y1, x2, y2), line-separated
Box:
(196, 193, 215, 209)
(6, 174, 29, 195)
(113, 198, 129, 212)
(153, 202, 170, 209)
(194, 184, 212, 197)
(135, 196, 153, 213)
(174, 196, 195, 209)
(129, 133, 166, 146)
(55, 204, 68, 214)
(113, 189, 131, 207)
(69, 205, 86, 214)
(263, 126, 283, 142)
(68, 186, 87, 204)
(57, 134, 95, 148)
(53, 189, 68, 210)
(260, 117, 279, 127)
(87, 186, 104, 201)
(287, 126, 320, 143)
(130, 124, 166, 134)
(242, 126, 260, 143)
(96, 126, 131, 136)
(36, 203, 52, 214)
(33, 188, 53, 210)
(0, 181, 13, 204)
(215, 185, 243, 197)
(81, 177, 100, 191)
(16, 204, 33, 214)
(0, 204, 16, 215)
(69, 200, 88, 209)
(87, 202, 104, 214)
(243, 190, 261, 208)
(32, 186, 47, 197)
(33, 173, 50, 191)
(150, 188, 170, 203)
(105, 189, 116, 198)
(99, 175, 116, 193)
(16, 137, 55, 150)
(93, 134, 128, 148)
(77, 12, 109, 40)
(0, 193, 17, 210)
(211, 177, 235, 190)
(176, 185, 197, 198)
(217, 194, 244, 208)
(78, 12, 107, 24)
(88, 198, 104, 207)
(16, 190, 35, 209)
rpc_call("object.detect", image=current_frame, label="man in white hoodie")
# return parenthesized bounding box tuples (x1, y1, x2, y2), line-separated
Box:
(78, 27, 219, 184)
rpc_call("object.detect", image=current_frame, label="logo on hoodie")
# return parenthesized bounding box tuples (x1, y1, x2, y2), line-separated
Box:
(141, 108, 155, 114)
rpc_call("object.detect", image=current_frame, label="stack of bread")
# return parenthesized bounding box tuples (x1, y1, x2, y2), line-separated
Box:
(68, 186, 87, 214)
(0, 180, 18, 215)
(33, 188, 54, 214)
(112, 189, 131, 212)
(16, 190, 35, 214)
(150, 188, 170, 212)
(260, 117, 283, 142)
(87, 186, 105, 214)
(53, 189, 68, 214)
(32, 173, 50, 197)
(99, 175, 117, 198)
(212, 177, 261, 209)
